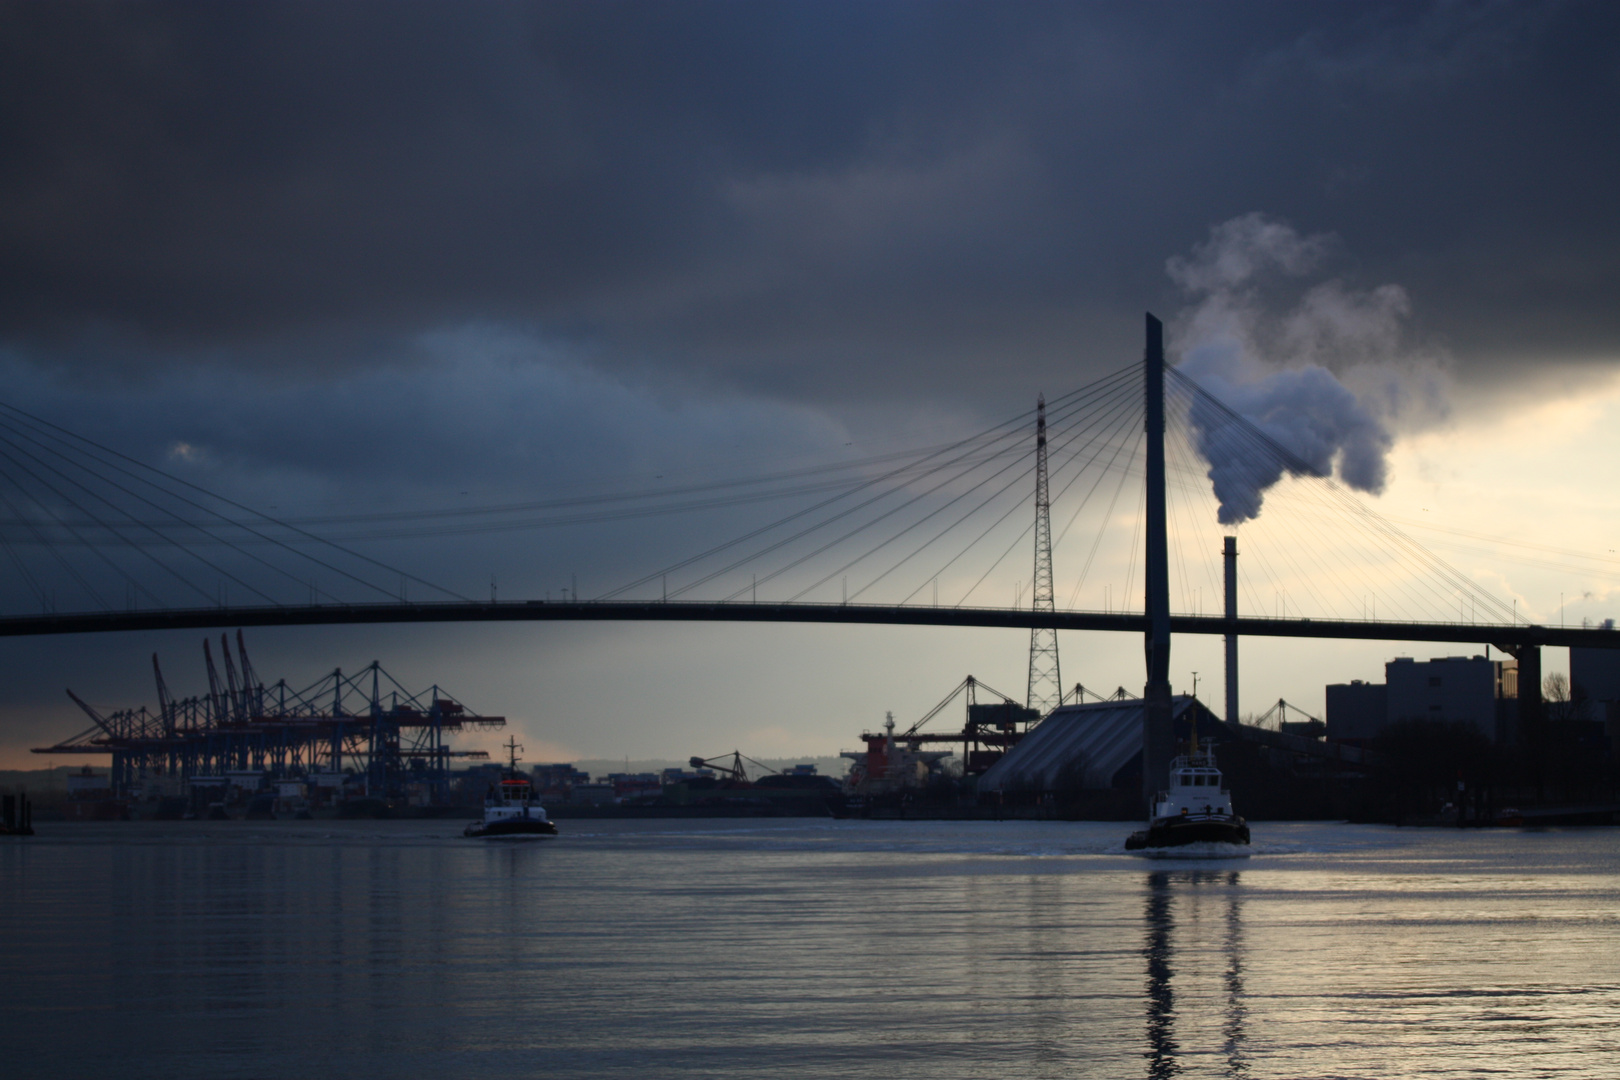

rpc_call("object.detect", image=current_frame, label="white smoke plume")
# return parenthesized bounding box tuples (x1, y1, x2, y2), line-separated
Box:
(1167, 213, 1446, 525)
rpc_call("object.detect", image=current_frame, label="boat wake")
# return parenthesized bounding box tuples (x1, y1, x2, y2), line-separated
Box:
(1123, 840, 1253, 859)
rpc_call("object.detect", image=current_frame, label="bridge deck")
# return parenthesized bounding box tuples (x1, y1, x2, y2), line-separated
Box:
(1, 601, 1616, 648)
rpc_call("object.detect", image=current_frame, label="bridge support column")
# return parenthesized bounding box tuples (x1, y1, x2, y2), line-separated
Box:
(1497, 641, 1544, 795)
(1142, 313, 1174, 804)
(1496, 642, 1542, 747)
(1516, 644, 1542, 745)
(1224, 536, 1239, 724)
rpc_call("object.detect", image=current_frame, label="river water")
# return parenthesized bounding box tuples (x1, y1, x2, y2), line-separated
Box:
(2, 819, 1617, 1078)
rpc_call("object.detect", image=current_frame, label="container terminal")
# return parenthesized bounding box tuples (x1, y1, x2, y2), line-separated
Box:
(22, 628, 1617, 824)
(31, 630, 503, 819)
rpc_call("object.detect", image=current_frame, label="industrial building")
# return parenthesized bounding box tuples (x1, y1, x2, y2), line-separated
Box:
(1566, 645, 1620, 755)
(977, 696, 1225, 794)
(1571, 645, 1620, 712)
(532, 762, 591, 796)
(1327, 655, 1517, 744)
(1324, 680, 1388, 742)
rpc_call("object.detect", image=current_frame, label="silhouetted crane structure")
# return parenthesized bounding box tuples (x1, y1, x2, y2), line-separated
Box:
(689, 750, 776, 783)
(34, 630, 502, 800)
(857, 674, 1038, 776)
(1254, 698, 1326, 736)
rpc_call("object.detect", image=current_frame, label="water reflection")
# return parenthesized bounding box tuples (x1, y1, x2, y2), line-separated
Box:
(1222, 872, 1247, 1079)
(1143, 870, 1247, 1079)
(1143, 872, 1179, 1078)
(9, 823, 1616, 1078)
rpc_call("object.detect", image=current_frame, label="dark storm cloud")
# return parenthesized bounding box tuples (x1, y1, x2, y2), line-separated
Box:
(3, 0, 1618, 410)
(0, 325, 863, 611)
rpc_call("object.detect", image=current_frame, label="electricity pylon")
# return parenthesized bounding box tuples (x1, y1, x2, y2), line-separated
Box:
(1027, 394, 1062, 716)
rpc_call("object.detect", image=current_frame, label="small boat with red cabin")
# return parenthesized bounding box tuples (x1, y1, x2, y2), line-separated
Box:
(464, 738, 558, 839)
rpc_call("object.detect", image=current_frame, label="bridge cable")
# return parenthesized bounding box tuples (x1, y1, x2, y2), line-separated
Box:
(1120, 478, 1147, 613)
(0, 413, 412, 606)
(1161, 426, 1224, 613)
(953, 386, 1143, 611)
(594, 398, 1045, 600)
(0, 481, 77, 610)
(1163, 376, 1348, 619)
(900, 389, 1144, 606)
(723, 426, 1050, 603)
(598, 425, 1032, 601)
(1164, 378, 1434, 623)
(811, 371, 1144, 604)
(0, 403, 470, 603)
(801, 373, 1144, 604)
(0, 439, 182, 609)
(1166, 403, 1348, 619)
(616, 363, 1139, 602)
(0, 427, 284, 607)
(1166, 367, 1517, 625)
(1062, 428, 1144, 611)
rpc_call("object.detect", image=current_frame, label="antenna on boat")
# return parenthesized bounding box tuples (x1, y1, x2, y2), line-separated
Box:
(504, 736, 524, 772)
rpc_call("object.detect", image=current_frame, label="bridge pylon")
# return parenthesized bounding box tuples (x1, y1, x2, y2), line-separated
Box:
(1142, 313, 1174, 804)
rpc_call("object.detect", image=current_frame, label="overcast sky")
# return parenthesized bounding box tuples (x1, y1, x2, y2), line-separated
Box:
(3, 1, 1619, 769)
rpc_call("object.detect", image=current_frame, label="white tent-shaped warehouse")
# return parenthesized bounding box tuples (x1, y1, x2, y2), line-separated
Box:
(978, 695, 1225, 793)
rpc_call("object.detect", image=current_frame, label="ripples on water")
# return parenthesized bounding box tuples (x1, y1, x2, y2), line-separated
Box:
(3, 820, 1617, 1078)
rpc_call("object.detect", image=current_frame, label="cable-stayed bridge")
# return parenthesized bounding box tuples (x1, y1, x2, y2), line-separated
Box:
(4, 313, 1619, 790)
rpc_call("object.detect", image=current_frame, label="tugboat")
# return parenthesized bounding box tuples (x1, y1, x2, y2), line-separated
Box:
(1125, 727, 1249, 851)
(464, 738, 558, 839)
